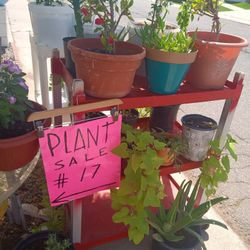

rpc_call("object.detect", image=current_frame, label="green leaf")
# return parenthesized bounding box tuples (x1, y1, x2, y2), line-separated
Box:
(221, 155, 230, 173)
(112, 207, 130, 223)
(112, 142, 129, 158)
(226, 143, 237, 161)
(143, 187, 160, 207)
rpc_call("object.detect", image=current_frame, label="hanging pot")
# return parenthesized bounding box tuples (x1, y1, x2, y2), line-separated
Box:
(0, 101, 50, 171)
(181, 114, 217, 162)
(68, 38, 145, 98)
(186, 31, 248, 89)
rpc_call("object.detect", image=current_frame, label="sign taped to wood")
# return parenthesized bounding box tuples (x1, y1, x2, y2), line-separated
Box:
(39, 115, 122, 206)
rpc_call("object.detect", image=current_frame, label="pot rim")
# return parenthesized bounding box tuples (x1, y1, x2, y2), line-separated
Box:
(188, 31, 248, 48)
(68, 38, 146, 61)
(0, 101, 50, 146)
(181, 114, 218, 131)
(146, 47, 198, 64)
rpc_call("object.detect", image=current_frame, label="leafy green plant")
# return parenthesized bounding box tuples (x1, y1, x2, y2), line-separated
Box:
(137, 0, 194, 53)
(32, 184, 65, 233)
(151, 129, 184, 167)
(199, 134, 237, 196)
(188, 0, 222, 36)
(111, 124, 166, 244)
(45, 234, 71, 250)
(148, 178, 228, 250)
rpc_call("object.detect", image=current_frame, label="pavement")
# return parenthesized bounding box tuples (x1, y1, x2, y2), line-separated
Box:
(1, 0, 250, 249)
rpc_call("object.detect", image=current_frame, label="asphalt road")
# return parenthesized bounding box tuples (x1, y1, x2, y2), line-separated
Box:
(131, 1, 250, 246)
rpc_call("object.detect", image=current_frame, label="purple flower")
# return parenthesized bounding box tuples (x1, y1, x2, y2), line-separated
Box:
(8, 64, 22, 74)
(8, 96, 16, 104)
(18, 79, 28, 90)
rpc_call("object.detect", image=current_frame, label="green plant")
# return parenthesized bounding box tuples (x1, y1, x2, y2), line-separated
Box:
(36, 0, 63, 6)
(32, 184, 65, 232)
(81, 0, 134, 53)
(151, 129, 184, 166)
(45, 234, 71, 250)
(137, 0, 194, 53)
(111, 124, 166, 244)
(189, 0, 222, 37)
(0, 58, 32, 129)
(147, 178, 228, 250)
(199, 134, 237, 196)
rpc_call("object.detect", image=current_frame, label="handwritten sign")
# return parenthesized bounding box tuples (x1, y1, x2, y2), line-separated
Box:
(39, 115, 122, 206)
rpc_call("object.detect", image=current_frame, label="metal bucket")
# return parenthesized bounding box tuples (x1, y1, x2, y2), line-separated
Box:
(181, 114, 218, 162)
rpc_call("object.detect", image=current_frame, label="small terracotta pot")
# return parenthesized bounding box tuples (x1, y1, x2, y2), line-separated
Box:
(157, 147, 175, 166)
(0, 102, 50, 171)
(68, 38, 145, 98)
(186, 31, 248, 89)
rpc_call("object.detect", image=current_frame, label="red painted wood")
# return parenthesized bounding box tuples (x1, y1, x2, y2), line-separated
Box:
(54, 58, 243, 112)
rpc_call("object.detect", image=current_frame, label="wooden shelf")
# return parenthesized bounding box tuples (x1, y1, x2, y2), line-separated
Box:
(52, 57, 243, 111)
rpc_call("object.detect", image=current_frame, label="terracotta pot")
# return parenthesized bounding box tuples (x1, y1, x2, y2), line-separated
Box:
(0, 102, 49, 171)
(68, 38, 145, 98)
(186, 31, 248, 89)
(157, 147, 175, 166)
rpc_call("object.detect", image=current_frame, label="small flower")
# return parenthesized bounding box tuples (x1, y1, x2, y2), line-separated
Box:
(108, 37, 114, 45)
(95, 17, 105, 25)
(8, 96, 16, 104)
(8, 63, 22, 74)
(81, 7, 89, 16)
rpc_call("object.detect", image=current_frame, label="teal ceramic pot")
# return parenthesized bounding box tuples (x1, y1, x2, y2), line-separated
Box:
(146, 48, 197, 94)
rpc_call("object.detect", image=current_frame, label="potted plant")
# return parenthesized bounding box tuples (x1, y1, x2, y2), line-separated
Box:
(137, 0, 197, 95)
(185, 0, 248, 89)
(68, 0, 145, 98)
(0, 58, 50, 171)
(148, 178, 228, 250)
(14, 230, 75, 250)
(111, 124, 166, 244)
(151, 129, 184, 167)
(181, 114, 218, 162)
(28, 0, 75, 47)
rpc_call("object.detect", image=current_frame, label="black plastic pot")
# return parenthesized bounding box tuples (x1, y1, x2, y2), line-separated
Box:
(122, 109, 139, 126)
(150, 105, 180, 132)
(151, 227, 201, 250)
(14, 230, 75, 250)
(63, 36, 76, 78)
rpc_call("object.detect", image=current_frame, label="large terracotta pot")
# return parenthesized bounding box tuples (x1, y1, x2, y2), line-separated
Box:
(186, 31, 248, 89)
(0, 102, 49, 171)
(68, 38, 145, 98)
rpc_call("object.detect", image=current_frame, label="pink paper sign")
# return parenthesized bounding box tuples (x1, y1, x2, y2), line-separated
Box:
(39, 115, 122, 206)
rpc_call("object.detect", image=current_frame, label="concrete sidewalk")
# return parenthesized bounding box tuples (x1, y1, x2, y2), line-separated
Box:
(2, 0, 250, 249)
